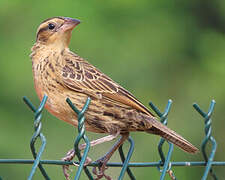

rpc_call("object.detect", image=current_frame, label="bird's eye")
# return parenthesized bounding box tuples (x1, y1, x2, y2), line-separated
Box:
(48, 23, 55, 30)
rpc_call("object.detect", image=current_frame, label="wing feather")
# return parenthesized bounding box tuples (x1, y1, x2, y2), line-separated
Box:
(62, 52, 154, 116)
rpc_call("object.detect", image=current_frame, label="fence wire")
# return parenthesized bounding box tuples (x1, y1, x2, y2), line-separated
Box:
(0, 95, 224, 180)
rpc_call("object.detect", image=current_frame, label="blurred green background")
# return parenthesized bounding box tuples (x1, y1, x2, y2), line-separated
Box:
(0, 0, 225, 179)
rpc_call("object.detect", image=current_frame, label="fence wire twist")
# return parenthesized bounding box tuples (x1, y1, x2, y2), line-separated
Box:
(0, 96, 224, 180)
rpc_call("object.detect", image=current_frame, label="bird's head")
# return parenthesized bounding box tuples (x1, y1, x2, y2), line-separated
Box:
(36, 17, 80, 49)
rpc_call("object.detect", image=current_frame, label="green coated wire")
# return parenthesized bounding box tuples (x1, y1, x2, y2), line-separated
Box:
(193, 100, 218, 180)
(1, 159, 225, 167)
(0, 97, 221, 180)
(149, 100, 176, 180)
(160, 143, 175, 180)
(118, 136, 135, 180)
(23, 95, 50, 180)
(149, 100, 173, 163)
(66, 97, 94, 180)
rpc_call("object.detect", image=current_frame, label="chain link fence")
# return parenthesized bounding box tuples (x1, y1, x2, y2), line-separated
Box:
(0, 95, 224, 180)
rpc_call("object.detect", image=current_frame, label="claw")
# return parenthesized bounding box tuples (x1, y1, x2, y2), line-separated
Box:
(62, 149, 92, 180)
(62, 149, 75, 180)
(62, 164, 72, 180)
(84, 156, 92, 166)
(92, 157, 112, 180)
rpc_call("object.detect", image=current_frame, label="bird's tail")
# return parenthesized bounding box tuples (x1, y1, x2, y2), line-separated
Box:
(144, 115, 198, 154)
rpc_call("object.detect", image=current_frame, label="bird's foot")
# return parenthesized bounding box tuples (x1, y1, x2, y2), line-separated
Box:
(62, 149, 92, 180)
(92, 157, 112, 180)
(62, 149, 76, 180)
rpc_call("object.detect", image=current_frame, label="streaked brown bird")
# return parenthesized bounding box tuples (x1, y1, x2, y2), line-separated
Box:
(31, 17, 198, 180)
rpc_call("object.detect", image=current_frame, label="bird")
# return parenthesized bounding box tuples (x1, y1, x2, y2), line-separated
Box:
(30, 16, 198, 180)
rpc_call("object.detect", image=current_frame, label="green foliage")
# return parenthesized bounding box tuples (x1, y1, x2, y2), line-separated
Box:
(0, 0, 224, 179)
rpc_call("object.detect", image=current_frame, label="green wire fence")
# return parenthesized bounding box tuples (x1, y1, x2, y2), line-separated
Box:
(0, 95, 224, 180)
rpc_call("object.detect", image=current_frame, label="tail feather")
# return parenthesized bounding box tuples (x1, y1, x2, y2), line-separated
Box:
(145, 116, 198, 154)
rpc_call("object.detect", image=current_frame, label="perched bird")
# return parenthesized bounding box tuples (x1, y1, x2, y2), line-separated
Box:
(31, 17, 198, 179)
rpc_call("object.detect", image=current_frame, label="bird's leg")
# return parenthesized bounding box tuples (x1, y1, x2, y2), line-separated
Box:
(62, 132, 120, 180)
(92, 132, 129, 180)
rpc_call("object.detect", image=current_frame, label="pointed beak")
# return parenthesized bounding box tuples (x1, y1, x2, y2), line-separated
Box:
(64, 17, 80, 25)
(61, 17, 81, 32)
